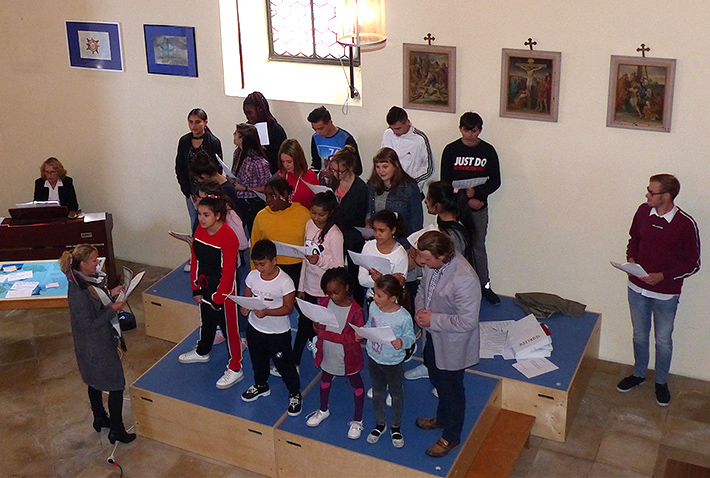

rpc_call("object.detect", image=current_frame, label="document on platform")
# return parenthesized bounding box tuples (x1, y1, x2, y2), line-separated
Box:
(350, 324, 396, 345)
(512, 357, 559, 379)
(83, 212, 107, 223)
(610, 261, 648, 278)
(6, 271, 33, 282)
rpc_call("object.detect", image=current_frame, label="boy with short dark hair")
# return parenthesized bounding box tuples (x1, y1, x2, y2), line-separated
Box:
(240, 239, 302, 416)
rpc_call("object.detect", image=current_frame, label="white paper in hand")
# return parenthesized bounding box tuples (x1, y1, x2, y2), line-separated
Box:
(169, 231, 193, 244)
(117, 271, 145, 302)
(226, 295, 268, 310)
(451, 177, 488, 190)
(610, 261, 648, 278)
(350, 324, 396, 344)
(347, 251, 392, 274)
(355, 227, 375, 240)
(255, 122, 270, 145)
(274, 241, 308, 259)
(407, 223, 438, 247)
(296, 298, 343, 331)
(216, 154, 237, 180)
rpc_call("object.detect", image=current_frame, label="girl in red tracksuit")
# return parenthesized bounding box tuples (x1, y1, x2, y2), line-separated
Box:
(305, 267, 365, 440)
(178, 194, 243, 390)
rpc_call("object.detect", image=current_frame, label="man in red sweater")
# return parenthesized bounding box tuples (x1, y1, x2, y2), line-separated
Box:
(617, 174, 700, 406)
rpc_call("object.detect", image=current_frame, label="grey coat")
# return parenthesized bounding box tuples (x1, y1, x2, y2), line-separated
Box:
(416, 252, 481, 371)
(69, 281, 125, 391)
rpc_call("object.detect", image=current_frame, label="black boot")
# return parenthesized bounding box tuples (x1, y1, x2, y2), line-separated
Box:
(108, 426, 136, 444)
(92, 413, 111, 432)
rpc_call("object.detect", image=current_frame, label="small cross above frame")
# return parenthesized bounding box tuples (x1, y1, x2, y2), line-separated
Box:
(423, 33, 435, 45)
(525, 38, 537, 51)
(637, 43, 650, 57)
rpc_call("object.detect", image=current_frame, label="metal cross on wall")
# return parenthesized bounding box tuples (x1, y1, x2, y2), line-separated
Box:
(637, 43, 650, 57)
(423, 33, 435, 45)
(525, 38, 537, 51)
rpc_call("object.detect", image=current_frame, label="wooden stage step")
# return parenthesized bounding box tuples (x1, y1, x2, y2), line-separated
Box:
(466, 409, 535, 478)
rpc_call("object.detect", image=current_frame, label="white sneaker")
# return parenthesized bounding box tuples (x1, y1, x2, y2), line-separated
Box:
(306, 409, 330, 427)
(178, 350, 209, 363)
(213, 329, 226, 345)
(366, 388, 392, 407)
(348, 420, 364, 439)
(404, 364, 429, 380)
(183, 263, 191, 272)
(216, 368, 244, 389)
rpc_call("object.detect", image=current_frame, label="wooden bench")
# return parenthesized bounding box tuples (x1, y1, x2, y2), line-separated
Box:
(466, 409, 536, 478)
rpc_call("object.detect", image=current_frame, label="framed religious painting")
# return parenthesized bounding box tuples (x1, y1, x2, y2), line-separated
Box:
(66, 21, 123, 71)
(144, 24, 198, 77)
(403, 43, 456, 113)
(606, 55, 676, 132)
(499, 49, 561, 122)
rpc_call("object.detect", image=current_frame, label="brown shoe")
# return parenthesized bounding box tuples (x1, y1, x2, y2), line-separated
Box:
(426, 437, 460, 457)
(415, 417, 441, 430)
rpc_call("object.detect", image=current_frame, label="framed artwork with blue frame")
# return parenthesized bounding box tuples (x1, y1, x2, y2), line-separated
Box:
(66, 21, 123, 71)
(144, 25, 197, 77)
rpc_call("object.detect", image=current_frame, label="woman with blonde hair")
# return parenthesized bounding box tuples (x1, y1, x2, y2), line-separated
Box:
(60, 245, 134, 444)
(33, 157, 79, 214)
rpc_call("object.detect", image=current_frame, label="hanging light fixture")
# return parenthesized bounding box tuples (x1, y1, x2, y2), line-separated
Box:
(336, 0, 386, 98)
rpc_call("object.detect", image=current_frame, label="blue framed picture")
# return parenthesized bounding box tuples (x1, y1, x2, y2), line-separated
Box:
(144, 25, 197, 77)
(66, 21, 123, 71)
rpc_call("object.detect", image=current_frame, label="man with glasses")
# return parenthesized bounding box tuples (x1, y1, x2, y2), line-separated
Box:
(307, 106, 362, 177)
(440, 112, 501, 305)
(617, 174, 700, 406)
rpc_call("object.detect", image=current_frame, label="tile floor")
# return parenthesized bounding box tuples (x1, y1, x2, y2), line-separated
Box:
(2, 260, 710, 477)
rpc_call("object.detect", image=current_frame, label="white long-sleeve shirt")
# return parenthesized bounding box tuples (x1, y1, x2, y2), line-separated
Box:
(381, 125, 433, 190)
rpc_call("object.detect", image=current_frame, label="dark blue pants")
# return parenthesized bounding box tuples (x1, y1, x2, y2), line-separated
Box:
(424, 332, 465, 443)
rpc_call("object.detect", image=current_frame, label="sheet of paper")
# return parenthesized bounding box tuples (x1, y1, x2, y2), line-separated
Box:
(10, 281, 39, 291)
(169, 231, 193, 244)
(0, 276, 7, 283)
(4, 289, 34, 299)
(512, 357, 559, 379)
(305, 182, 333, 195)
(355, 227, 375, 240)
(216, 154, 237, 180)
(349, 324, 396, 344)
(226, 295, 268, 310)
(296, 298, 342, 330)
(479, 320, 516, 358)
(2, 265, 17, 272)
(610, 261, 648, 278)
(451, 177, 488, 190)
(46, 282, 60, 289)
(274, 241, 308, 259)
(347, 251, 392, 274)
(0, 216, 5, 224)
(84, 212, 107, 223)
(255, 122, 269, 145)
(15, 200, 60, 208)
(254, 191, 266, 201)
(6, 270, 33, 282)
(407, 223, 438, 247)
(117, 271, 145, 302)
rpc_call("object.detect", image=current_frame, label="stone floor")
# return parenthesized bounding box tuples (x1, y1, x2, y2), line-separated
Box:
(2, 260, 710, 477)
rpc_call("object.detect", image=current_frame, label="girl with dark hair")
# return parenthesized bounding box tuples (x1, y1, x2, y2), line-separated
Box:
(367, 147, 423, 239)
(306, 267, 365, 439)
(243, 92, 288, 173)
(277, 139, 320, 209)
(295, 191, 345, 366)
(230, 123, 272, 231)
(425, 181, 475, 265)
(176, 108, 223, 232)
(357, 274, 416, 449)
(357, 210, 408, 301)
(250, 177, 311, 288)
(59, 245, 133, 443)
(179, 195, 244, 392)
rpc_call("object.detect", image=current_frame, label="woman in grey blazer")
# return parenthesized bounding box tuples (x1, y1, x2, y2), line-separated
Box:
(413, 231, 481, 457)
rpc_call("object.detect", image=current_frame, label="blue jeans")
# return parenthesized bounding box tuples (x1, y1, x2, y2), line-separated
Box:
(627, 287, 679, 385)
(186, 196, 198, 234)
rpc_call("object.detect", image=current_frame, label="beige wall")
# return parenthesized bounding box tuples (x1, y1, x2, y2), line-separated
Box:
(2, 1, 709, 380)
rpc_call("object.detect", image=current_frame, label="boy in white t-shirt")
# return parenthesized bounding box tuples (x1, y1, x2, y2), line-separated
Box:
(240, 239, 302, 416)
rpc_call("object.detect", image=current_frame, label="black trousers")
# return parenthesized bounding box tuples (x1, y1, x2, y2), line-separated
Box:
(424, 332, 466, 443)
(246, 323, 300, 395)
(293, 292, 318, 366)
(88, 386, 124, 430)
(196, 297, 226, 357)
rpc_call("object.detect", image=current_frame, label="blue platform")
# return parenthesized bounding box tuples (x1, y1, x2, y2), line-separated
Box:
(144, 261, 194, 305)
(475, 295, 600, 391)
(0, 260, 68, 300)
